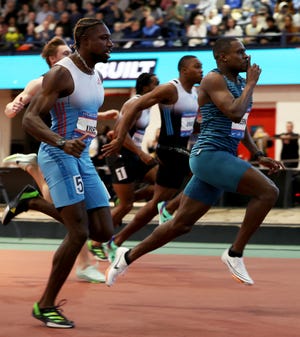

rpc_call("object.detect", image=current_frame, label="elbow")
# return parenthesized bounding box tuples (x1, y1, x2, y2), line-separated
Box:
(22, 115, 30, 132)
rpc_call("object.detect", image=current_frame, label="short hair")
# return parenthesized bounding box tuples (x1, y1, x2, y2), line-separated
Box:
(73, 18, 105, 49)
(212, 37, 239, 60)
(41, 36, 67, 67)
(135, 73, 156, 95)
(177, 55, 197, 72)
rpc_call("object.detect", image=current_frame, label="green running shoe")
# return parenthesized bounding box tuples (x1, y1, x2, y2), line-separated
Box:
(32, 301, 74, 328)
(2, 184, 39, 226)
(87, 240, 108, 261)
(103, 237, 119, 262)
(157, 201, 173, 225)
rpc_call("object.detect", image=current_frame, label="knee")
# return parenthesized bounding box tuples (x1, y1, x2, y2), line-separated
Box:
(120, 202, 133, 215)
(170, 221, 193, 237)
(70, 228, 89, 246)
(261, 181, 280, 205)
(89, 224, 113, 242)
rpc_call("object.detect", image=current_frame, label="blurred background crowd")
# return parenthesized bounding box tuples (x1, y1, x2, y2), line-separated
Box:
(0, 0, 300, 52)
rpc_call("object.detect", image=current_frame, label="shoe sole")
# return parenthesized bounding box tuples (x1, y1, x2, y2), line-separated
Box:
(76, 276, 105, 283)
(32, 314, 74, 329)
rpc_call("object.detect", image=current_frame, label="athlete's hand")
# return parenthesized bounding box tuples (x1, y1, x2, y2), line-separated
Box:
(246, 56, 261, 87)
(63, 134, 87, 158)
(258, 156, 285, 175)
(138, 151, 157, 166)
(101, 137, 123, 157)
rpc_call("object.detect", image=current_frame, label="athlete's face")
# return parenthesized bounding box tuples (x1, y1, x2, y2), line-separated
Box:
(51, 45, 72, 66)
(186, 58, 203, 85)
(224, 40, 249, 73)
(86, 23, 113, 63)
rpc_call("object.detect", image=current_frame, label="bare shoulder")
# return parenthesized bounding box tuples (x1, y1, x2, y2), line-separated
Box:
(152, 82, 178, 104)
(201, 71, 226, 92)
(42, 65, 74, 96)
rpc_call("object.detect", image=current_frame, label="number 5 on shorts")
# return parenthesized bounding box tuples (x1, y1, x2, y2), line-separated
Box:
(73, 175, 84, 194)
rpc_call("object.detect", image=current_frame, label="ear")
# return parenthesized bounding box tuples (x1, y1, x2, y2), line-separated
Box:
(220, 53, 227, 62)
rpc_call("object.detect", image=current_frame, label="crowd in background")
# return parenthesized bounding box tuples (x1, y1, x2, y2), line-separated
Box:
(0, 0, 300, 51)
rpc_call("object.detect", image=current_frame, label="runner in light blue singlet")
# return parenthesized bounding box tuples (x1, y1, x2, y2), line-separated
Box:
(38, 57, 110, 209)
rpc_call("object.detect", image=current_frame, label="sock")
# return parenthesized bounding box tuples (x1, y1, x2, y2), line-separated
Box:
(124, 250, 132, 265)
(228, 246, 243, 258)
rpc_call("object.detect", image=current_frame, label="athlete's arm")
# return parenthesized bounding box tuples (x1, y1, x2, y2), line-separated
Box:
(23, 66, 86, 158)
(97, 109, 119, 120)
(199, 58, 261, 123)
(4, 77, 43, 118)
(102, 83, 177, 156)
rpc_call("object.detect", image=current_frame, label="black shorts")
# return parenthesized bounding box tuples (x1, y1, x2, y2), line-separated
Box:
(106, 152, 157, 184)
(155, 145, 191, 189)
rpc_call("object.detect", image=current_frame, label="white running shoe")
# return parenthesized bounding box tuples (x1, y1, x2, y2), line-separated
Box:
(2, 153, 37, 171)
(76, 265, 105, 283)
(221, 248, 254, 285)
(105, 247, 129, 286)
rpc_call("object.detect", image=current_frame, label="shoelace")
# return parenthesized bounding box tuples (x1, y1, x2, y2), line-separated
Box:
(42, 299, 69, 321)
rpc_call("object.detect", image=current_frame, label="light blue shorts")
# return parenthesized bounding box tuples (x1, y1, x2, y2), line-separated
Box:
(38, 145, 110, 209)
(184, 150, 251, 205)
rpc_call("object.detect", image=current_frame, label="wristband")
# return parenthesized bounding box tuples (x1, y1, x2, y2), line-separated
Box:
(254, 151, 264, 160)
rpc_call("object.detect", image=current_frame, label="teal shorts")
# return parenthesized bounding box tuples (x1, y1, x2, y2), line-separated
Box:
(184, 150, 251, 205)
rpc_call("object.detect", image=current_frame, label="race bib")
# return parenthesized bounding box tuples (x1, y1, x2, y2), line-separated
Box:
(75, 116, 97, 137)
(181, 112, 196, 137)
(230, 112, 249, 139)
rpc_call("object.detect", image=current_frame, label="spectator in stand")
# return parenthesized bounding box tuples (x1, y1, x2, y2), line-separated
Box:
(259, 15, 281, 44)
(140, 15, 162, 47)
(196, 0, 217, 17)
(186, 14, 208, 47)
(274, 1, 293, 30)
(20, 21, 41, 49)
(160, 0, 173, 11)
(207, 23, 220, 46)
(164, 0, 186, 46)
(83, 1, 96, 19)
(121, 7, 136, 35)
(4, 25, 23, 49)
(55, 11, 73, 42)
(35, 18, 54, 43)
(111, 21, 124, 47)
(35, 14, 56, 34)
(252, 126, 271, 158)
(206, 7, 222, 27)
(69, 2, 83, 29)
(53, 0, 68, 21)
(26, 11, 38, 30)
(244, 13, 263, 44)
(148, 0, 165, 27)
(17, 3, 33, 36)
(99, 0, 124, 32)
(35, 1, 55, 25)
(139, 6, 152, 28)
(276, 121, 299, 168)
(223, 16, 244, 37)
(2, 0, 18, 25)
(282, 13, 300, 43)
(123, 19, 142, 48)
